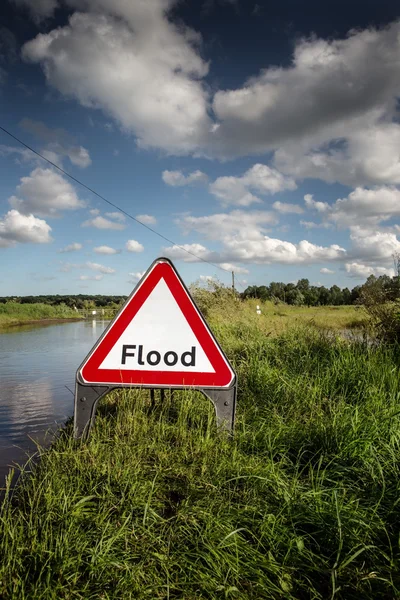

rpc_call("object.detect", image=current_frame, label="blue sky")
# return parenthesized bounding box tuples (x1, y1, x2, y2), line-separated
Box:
(1, 0, 400, 295)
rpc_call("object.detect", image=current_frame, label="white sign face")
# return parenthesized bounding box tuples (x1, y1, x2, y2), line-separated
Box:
(99, 278, 215, 373)
(79, 258, 235, 388)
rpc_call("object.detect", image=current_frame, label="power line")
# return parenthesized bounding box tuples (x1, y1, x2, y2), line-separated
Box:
(0, 125, 233, 275)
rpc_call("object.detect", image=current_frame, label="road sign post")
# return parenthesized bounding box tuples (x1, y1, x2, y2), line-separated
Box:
(74, 257, 237, 439)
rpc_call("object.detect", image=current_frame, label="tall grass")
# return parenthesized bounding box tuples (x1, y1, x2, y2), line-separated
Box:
(0, 302, 80, 327)
(1, 302, 399, 598)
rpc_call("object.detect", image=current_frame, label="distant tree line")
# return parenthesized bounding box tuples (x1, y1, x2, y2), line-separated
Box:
(0, 295, 127, 309)
(241, 274, 400, 306)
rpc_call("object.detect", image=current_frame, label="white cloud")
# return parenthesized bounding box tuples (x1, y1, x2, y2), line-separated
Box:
(177, 209, 278, 240)
(209, 177, 260, 207)
(128, 271, 144, 284)
(68, 146, 91, 168)
(89, 208, 100, 216)
(345, 262, 395, 279)
(136, 214, 157, 225)
(79, 274, 103, 281)
(0, 209, 52, 247)
(212, 22, 400, 157)
(199, 275, 215, 282)
(209, 163, 296, 207)
(0, 145, 35, 164)
(221, 237, 346, 265)
(163, 238, 346, 266)
(12, 0, 59, 23)
(86, 261, 115, 274)
(272, 201, 303, 214)
(163, 243, 216, 263)
(219, 263, 249, 274)
(349, 226, 400, 262)
(58, 242, 82, 253)
(82, 215, 126, 230)
(22, 2, 211, 154)
(9, 168, 84, 217)
(304, 194, 329, 213)
(126, 239, 144, 253)
(331, 187, 400, 227)
(162, 170, 208, 186)
(93, 245, 120, 255)
(320, 267, 335, 274)
(104, 211, 125, 222)
(275, 123, 400, 188)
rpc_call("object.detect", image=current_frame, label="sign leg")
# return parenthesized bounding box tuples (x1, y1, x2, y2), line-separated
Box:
(74, 384, 112, 439)
(202, 386, 236, 433)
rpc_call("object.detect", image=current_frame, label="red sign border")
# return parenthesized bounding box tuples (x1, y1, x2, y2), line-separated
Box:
(78, 258, 235, 388)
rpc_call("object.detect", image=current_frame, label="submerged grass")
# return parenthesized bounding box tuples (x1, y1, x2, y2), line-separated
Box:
(0, 302, 80, 328)
(1, 300, 399, 598)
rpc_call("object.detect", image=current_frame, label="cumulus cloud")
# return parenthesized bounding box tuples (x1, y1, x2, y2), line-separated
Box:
(349, 226, 400, 262)
(304, 194, 329, 213)
(86, 261, 115, 274)
(272, 201, 303, 214)
(162, 170, 208, 186)
(320, 267, 335, 274)
(58, 242, 82, 253)
(126, 240, 144, 253)
(136, 214, 157, 225)
(163, 238, 346, 266)
(22, 1, 211, 154)
(221, 237, 346, 265)
(345, 262, 395, 278)
(219, 263, 249, 274)
(177, 209, 278, 240)
(0, 209, 52, 247)
(209, 163, 296, 207)
(93, 245, 120, 255)
(82, 214, 126, 230)
(275, 123, 400, 187)
(212, 21, 400, 157)
(9, 168, 84, 217)
(20, 119, 91, 168)
(331, 187, 400, 227)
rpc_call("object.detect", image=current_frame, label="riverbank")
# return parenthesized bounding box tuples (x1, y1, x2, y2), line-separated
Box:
(0, 302, 82, 329)
(1, 297, 399, 598)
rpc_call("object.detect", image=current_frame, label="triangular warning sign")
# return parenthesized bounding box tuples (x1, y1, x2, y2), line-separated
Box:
(79, 258, 235, 388)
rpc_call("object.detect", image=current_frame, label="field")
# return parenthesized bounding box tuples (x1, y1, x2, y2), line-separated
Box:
(0, 302, 81, 328)
(1, 296, 400, 598)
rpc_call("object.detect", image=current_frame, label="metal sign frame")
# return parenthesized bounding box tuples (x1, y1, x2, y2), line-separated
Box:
(74, 257, 237, 439)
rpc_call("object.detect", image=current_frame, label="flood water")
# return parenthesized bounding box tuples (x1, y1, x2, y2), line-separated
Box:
(0, 319, 109, 487)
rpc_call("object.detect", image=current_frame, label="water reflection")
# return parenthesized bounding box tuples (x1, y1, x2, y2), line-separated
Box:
(0, 319, 109, 485)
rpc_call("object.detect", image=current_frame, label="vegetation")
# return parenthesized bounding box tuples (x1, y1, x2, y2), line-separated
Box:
(0, 295, 127, 309)
(1, 291, 400, 598)
(242, 273, 400, 307)
(0, 302, 80, 328)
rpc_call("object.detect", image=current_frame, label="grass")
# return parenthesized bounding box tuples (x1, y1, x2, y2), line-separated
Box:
(1, 299, 399, 598)
(0, 302, 81, 328)
(207, 298, 366, 336)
